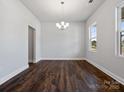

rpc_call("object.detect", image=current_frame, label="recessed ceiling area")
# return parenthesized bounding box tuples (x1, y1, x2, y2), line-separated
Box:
(20, 0, 105, 22)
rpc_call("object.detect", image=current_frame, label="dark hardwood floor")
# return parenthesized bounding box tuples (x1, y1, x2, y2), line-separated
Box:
(0, 60, 124, 92)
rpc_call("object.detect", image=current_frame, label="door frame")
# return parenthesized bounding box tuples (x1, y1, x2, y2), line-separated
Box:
(28, 25, 36, 63)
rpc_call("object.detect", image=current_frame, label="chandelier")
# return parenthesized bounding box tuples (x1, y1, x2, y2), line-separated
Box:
(56, 1, 70, 30)
(56, 21, 69, 30)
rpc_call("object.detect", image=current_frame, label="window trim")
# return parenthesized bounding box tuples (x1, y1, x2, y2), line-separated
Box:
(89, 22, 97, 52)
(116, 1, 124, 57)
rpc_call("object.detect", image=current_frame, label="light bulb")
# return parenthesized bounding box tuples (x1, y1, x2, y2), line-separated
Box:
(66, 23, 70, 27)
(61, 21, 65, 25)
(56, 23, 61, 29)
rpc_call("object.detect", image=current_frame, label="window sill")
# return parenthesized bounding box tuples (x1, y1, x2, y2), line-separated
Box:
(88, 50, 97, 53)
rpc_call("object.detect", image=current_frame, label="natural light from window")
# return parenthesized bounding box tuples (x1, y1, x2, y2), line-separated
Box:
(117, 4, 124, 56)
(120, 21, 124, 56)
(89, 23, 97, 52)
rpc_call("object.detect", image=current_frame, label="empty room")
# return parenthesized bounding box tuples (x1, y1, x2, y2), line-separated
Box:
(0, 0, 124, 92)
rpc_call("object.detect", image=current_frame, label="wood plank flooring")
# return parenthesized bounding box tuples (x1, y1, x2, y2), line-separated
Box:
(0, 60, 124, 92)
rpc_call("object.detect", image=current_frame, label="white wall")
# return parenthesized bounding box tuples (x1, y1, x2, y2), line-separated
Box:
(0, 0, 41, 84)
(3, 0, 124, 86)
(85, 0, 124, 84)
(41, 22, 85, 60)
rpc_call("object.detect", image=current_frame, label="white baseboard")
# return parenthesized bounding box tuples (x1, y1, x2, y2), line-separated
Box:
(41, 58, 84, 60)
(84, 58, 124, 85)
(29, 59, 37, 63)
(36, 58, 42, 63)
(1, 58, 123, 86)
(0, 65, 29, 85)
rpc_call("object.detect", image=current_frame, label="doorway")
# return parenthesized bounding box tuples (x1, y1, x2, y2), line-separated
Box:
(28, 26, 36, 64)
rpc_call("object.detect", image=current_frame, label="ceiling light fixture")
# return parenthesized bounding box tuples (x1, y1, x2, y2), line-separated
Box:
(56, 1, 70, 30)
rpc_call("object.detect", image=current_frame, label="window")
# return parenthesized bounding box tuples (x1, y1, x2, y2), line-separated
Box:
(117, 2, 124, 56)
(89, 22, 97, 52)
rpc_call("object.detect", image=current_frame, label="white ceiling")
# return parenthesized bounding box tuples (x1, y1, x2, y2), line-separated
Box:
(20, 0, 105, 22)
